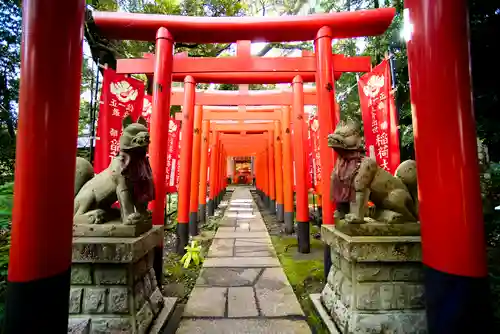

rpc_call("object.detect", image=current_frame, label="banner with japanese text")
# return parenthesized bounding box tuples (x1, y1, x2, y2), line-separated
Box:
(141, 94, 180, 193)
(165, 119, 181, 193)
(94, 68, 145, 173)
(173, 129, 182, 192)
(306, 124, 313, 191)
(141, 94, 153, 126)
(309, 116, 322, 193)
(358, 59, 400, 174)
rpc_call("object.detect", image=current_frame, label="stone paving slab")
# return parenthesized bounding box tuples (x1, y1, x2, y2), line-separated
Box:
(235, 246, 274, 257)
(203, 256, 280, 268)
(255, 268, 305, 317)
(179, 187, 310, 333)
(214, 231, 270, 239)
(183, 287, 227, 317)
(235, 239, 272, 246)
(177, 319, 312, 334)
(228, 287, 259, 317)
(196, 268, 261, 287)
(207, 239, 234, 257)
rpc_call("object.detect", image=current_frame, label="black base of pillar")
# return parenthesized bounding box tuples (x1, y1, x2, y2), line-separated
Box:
(284, 212, 294, 234)
(176, 223, 189, 255)
(189, 211, 198, 236)
(269, 199, 276, 214)
(324, 244, 332, 281)
(424, 265, 491, 334)
(297, 221, 310, 253)
(207, 199, 215, 216)
(264, 195, 270, 208)
(276, 204, 284, 222)
(153, 245, 163, 289)
(4, 267, 71, 333)
(198, 204, 206, 224)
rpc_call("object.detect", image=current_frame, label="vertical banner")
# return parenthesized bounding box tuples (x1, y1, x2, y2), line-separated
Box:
(94, 68, 145, 173)
(174, 130, 182, 192)
(306, 124, 313, 190)
(358, 59, 400, 174)
(142, 94, 153, 126)
(309, 116, 322, 193)
(165, 119, 181, 193)
(142, 95, 180, 193)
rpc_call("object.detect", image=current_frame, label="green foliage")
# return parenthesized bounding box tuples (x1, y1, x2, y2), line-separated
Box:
(180, 240, 204, 268)
(484, 163, 500, 329)
(0, 182, 13, 326)
(201, 217, 219, 231)
(0, 0, 21, 184)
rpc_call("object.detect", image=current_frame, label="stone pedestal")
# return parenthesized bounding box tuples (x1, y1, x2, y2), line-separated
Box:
(319, 226, 427, 334)
(68, 226, 175, 334)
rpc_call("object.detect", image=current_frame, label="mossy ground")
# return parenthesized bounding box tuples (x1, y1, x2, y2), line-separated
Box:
(271, 234, 329, 334)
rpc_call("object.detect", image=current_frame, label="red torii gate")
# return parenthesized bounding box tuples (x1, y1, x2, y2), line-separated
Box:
(120, 40, 370, 251)
(117, 50, 371, 84)
(7, 1, 489, 333)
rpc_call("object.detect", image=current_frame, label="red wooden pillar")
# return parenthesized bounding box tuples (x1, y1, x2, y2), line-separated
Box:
(274, 120, 284, 222)
(292, 76, 310, 253)
(282, 106, 295, 234)
(176, 76, 196, 254)
(267, 130, 276, 214)
(215, 142, 221, 206)
(315, 26, 340, 279)
(315, 26, 339, 225)
(406, 1, 490, 332)
(189, 105, 203, 236)
(208, 131, 219, 216)
(5, 1, 85, 332)
(263, 146, 270, 206)
(149, 27, 174, 284)
(198, 120, 210, 223)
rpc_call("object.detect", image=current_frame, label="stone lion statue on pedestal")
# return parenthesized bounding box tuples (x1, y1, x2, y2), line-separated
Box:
(73, 115, 155, 225)
(328, 120, 419, 231)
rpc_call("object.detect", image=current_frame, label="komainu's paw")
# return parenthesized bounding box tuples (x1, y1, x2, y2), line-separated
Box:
(88, 209, 106, 224)
(125, 212, 143, 225)
(334, 210, 346, 220)
(345, 213, 364, 224)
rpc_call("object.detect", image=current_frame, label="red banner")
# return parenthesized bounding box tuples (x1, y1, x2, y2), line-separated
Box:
(358, 59, 400, 174)
(142, 94, 153, 126)
(306, 124, 313, 191)
(94, 68, 145, 173)
(165, 119, 181, 193)
(309, 116, 322, 193)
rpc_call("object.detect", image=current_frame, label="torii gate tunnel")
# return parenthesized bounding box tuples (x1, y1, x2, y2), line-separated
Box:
(5, 0, 490, 333)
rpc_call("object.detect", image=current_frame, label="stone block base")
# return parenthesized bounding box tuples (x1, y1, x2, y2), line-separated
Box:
(319, 226, 427, 334)
(68, 226, 174, 334)
(73, 219, 153, 237)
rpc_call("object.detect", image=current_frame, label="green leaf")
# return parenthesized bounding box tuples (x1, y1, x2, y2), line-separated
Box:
(183, 253, 192, 269)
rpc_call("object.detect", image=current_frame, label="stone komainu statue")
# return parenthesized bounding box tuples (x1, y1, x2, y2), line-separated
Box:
(328, 120, 418, 225)
(74, 115, 155, 225)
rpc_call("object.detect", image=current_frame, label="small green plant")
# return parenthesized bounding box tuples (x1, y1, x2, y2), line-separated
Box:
(180, 240, 204, 268)
(201, 217, 219, 231)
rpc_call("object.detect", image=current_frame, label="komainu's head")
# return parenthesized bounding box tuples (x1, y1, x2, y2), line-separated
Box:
(120, 115, 150, 152)
(327, 120, 364, 152)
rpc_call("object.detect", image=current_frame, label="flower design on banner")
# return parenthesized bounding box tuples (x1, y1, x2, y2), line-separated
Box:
(363, 75, 385, 98)
(168, 120, 178, 133)
(310, 119, 320, 132)
(142, 97, 152, 117)
(110, 80, 139, 103)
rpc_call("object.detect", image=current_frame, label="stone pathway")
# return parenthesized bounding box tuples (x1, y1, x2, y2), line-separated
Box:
(176, 187, 311, 334)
